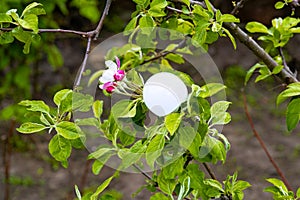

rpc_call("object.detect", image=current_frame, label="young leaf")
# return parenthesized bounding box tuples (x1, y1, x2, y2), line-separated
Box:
(150, 193, 169, 200)
(93, 100, 103, 120)
(0, 13, 12, 23)
(0, 32, 14, 45)
(244, 63, 266, 85)
(245, 22, 269, 34)
(111, 99, 138, 118)
(124, 16, 138, 35)
(21, 2, 43, 18)
(55, 121, 81, 139)
(199, 83, 226, 98)
(90, 174, 116, 200)
(17, 122, 47, 134)
(157, 172, 177, 196)
(210, 101, 231, 126)
(53, 89, 72, 106)
(275, 1, 285, 9)
(74, 185, 82, 200)
(19, 100, 50, 114)
(146, 134, 165, 168)
(297, 187, 300, 198)
(286, 98, 300, 131)
(49, 134, 71, 164)
(220, 14, 240, 23)
(164, 113, 183, 136)
(165, 53, 185, 64)
(277, 83, 300, 105)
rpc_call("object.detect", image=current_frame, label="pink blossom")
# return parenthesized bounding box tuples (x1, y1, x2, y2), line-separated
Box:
(99, 81, 116, 93)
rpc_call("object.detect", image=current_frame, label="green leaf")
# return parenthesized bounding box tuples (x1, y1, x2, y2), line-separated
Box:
(88, 147, 113, 159)
(265, 178, 288, 194)
(91, 175, 116, 200)
(157, 172, 177, 196)
(181, 0, 190, 7)
(178, 125, 197, 150)
(133, 0, 148, 5)
(93, 100, 103, 120)
(148, 7, 167, 17)
(210, 101, 231, 125)
(199, 83, 226, 98)
(204, 0, 214, 14)
(139, 14, 155, 30)
(162, 156, 185, 179)
(244, 63, 266, 85)
(75, 185, 82, 200)
(21, 2, 43, 18)
(12, 27, 39, 54)
(17, 122, 47, 134)
(233, 180, 251, 191)
(49, 134, 71, 164)
(275, 1, 285, 9)
(0, 32, 14, 44)
(296, 187, 300, 198)
(53, 89, 72, 106)
(92, 152, 113, 175)
(165, 53, 185, 64)
(18, 14, 39, 33)
(246, 22, 269, 34)
(119, 140, 147, 168)
(146, 134, 165, 168)
(272, 65, 283, 74)
(55, 121, 81, 139)
(19, 100, 50, 114)
(150, 193, 170, 200)
(220, 14, 240, 23)
(205, 179, 224, 192)
(124, 16, 138, 34)
(72, 92, 94, 112)
(223, 27, 237, 49)
(111, 99, 138, 118)
(286, 98, 300, 131)
(277, 83, 300, 105)
(0, 13, 12, 23)
(165, 113, 183, 135)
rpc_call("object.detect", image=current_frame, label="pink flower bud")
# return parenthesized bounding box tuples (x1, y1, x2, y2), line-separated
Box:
(114, 70, 125, 81)
(100, 81, 116, 93)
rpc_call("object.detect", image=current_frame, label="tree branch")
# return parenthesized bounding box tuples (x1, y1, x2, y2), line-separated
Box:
(223, 22, 298, 83)
(189, 0, 299, 83)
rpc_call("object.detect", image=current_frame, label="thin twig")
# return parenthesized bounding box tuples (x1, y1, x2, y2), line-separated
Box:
(94, 0, 112, 39)
(73, 0, 112, 88)
(231, 0, 249, 15)
(74, 36, 92, 88)
(166, 6, 185, 13)
(242, 91, 293, 191)
(4, 120, 15, 200)
(278, 47, 295, 77)
(141, 39, 186, 65)
(203, 163, 218, 180)
(133, 164, 152, 180)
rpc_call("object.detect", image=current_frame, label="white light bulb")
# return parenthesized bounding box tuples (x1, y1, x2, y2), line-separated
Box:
(143, 72, 188, 116)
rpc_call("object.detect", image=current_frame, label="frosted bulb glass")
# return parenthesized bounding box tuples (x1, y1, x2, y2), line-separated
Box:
(143, 72, 188, 116)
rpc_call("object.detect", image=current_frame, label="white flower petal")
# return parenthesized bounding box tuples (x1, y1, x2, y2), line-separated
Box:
(105, 60, 118, 71)
(99, 70, 115, 83)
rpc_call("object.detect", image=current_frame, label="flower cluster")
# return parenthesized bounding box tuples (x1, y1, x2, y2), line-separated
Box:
(99, 57, 125, 93)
